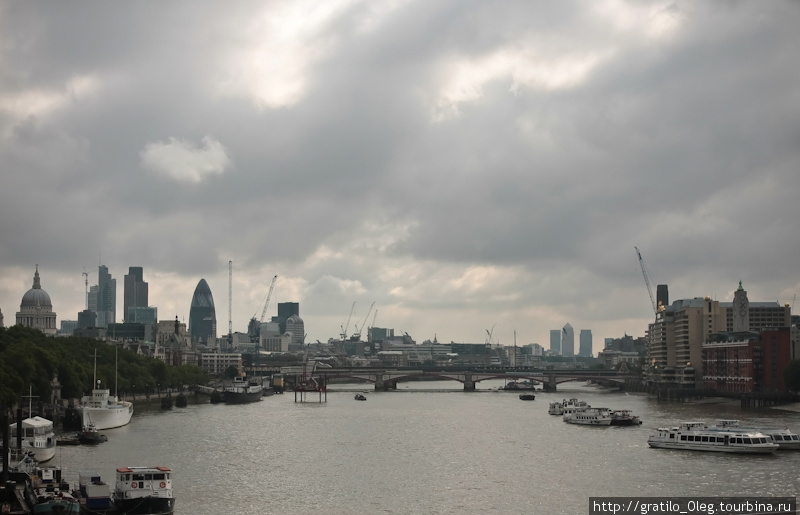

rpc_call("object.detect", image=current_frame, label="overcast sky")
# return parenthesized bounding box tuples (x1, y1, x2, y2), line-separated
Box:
(1, 1, 798, 353)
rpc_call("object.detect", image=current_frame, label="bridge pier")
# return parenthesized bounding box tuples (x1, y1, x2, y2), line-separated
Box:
(543, 373, 557, 392)
(463, 372, 475, 391)
(373, 374, 397, 391)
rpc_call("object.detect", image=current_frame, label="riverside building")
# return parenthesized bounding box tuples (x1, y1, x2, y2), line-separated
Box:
(646, 282, 791, 389)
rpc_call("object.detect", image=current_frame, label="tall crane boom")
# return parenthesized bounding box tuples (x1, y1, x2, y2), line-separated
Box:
(340, 302, 356, 340)
(353, 302, 375, 341)
(259, 275, 278, 323)
(634, 246, 657, 315)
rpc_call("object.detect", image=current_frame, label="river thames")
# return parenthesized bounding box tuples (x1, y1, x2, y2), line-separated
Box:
(50, 381, 800, 515)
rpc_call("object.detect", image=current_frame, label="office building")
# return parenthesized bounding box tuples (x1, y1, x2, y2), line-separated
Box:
(561, 323, 574, 357)
(124, 267, 149, 322)
(95, 265, 116, 328)
(647, 281, 791, 387)
(276, 302, 300, 334)
(549, 329, 561, 355)
(579, 329, 592, 357)
(189, 279, 217, 346)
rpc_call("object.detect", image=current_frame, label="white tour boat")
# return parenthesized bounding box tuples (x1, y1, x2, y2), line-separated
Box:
(113, 466, 175, 515)
(563, 406, 612, 426)
(647, 422, 779, 454)
(548, 398, 588, 416)
(9, 415, 56, 462)
(709, 420, 800, 450)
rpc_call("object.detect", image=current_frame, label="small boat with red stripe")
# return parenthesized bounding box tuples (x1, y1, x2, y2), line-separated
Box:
(113, 466, 175, 515)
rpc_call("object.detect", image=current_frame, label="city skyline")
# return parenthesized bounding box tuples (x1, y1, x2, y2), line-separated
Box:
(0, 2, 798, 352)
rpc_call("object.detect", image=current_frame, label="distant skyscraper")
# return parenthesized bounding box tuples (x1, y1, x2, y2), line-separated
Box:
(124, 266, 149, 322)
(656, 284, 669, 311)
(277, 302, 299, 334)
(95, 265, 116, 328)
(549, 329, 561, 355)
(561, 323, 574, 357)
(189, 279, 217, 346)
(88, 285, 98, 314)
(579, 329, 593, 357)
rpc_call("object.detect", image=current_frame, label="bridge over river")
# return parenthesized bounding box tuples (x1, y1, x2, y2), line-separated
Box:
(283, 367, 631, 392)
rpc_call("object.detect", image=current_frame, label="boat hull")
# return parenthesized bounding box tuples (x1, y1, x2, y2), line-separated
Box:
(82, 403, 133, 430)
(114, 496, 175, 515)
(647, 440, 777, 454)
(222, 390, 263, 404)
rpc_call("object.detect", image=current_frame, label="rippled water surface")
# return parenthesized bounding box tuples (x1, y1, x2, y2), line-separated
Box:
(51, 381, 800, 515)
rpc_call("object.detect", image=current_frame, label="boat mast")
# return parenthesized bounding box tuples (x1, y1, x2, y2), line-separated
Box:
(93, 349, 98, 390)
(115, 346, 119, 397)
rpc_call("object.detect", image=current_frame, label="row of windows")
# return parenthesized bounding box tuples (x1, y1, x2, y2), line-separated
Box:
(679, 434, 768, 444)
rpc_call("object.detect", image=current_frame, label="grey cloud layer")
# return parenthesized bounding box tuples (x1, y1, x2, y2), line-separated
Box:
(1, 1, 798, 345)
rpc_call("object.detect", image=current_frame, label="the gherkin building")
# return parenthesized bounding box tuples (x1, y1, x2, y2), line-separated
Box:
(189, 279, 216, 345)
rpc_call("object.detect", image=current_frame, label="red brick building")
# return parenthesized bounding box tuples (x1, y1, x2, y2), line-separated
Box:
(703, 327, 792, 393)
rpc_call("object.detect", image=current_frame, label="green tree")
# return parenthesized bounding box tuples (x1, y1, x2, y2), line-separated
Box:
(784, 359, 800, 392)
(223, 365, 240, 380)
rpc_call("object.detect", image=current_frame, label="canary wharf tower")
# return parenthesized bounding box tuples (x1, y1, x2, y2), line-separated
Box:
(189, 279, 217, 346)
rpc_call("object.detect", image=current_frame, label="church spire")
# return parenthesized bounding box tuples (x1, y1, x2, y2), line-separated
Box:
(737, 279, 744, 291)
(33, 264, 41, 289)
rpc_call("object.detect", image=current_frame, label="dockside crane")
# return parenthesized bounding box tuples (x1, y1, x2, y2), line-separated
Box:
(634, 246, 657, 315)
(352, 302, 375, 341)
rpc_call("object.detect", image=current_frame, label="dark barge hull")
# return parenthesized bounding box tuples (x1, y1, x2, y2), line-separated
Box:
(114, 496, 175, 515)
(222, 391, 263, 404)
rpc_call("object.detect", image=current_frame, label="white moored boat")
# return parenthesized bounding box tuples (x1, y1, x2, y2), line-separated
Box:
(80, 380, 134, 430)
(113, 466, 175, 515)
(563, 406, 612, 426)
(9, 415, 56, 462)
(709, 420, 800, 450)
(80, 351, 133, 430)
(647, 422, 779, 454)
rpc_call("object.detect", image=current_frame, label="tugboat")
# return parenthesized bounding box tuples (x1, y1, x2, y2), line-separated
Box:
(222, 377, 264, 404)
(113, 466, 175, 515)
(77, 421, 108, 445)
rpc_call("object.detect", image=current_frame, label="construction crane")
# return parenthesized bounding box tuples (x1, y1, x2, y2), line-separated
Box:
(248, 274, 278, 343)
(228, 260, 233, 350)
(485, 323, 497, 345)
(352, 302, 375, 341)
(634, 246, 657, 315)
(340, 301, 356, 340)
(82, 268, 89, 309)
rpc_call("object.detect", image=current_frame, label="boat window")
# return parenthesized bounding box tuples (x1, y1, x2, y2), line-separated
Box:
(687, 435, 694, 441)
(154, 473, 165, 480)
(743, 438, 751, 444)
(793, 435, 799, 441)
(760, 438, 768, 444)
(680, 435, 686, 441)
(701, 436, 708, 442)
(145, 474, 153, 480)
(669, 433, 674, 439)
(773, 435, 783, 441)
(132, 474, 145, 481)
